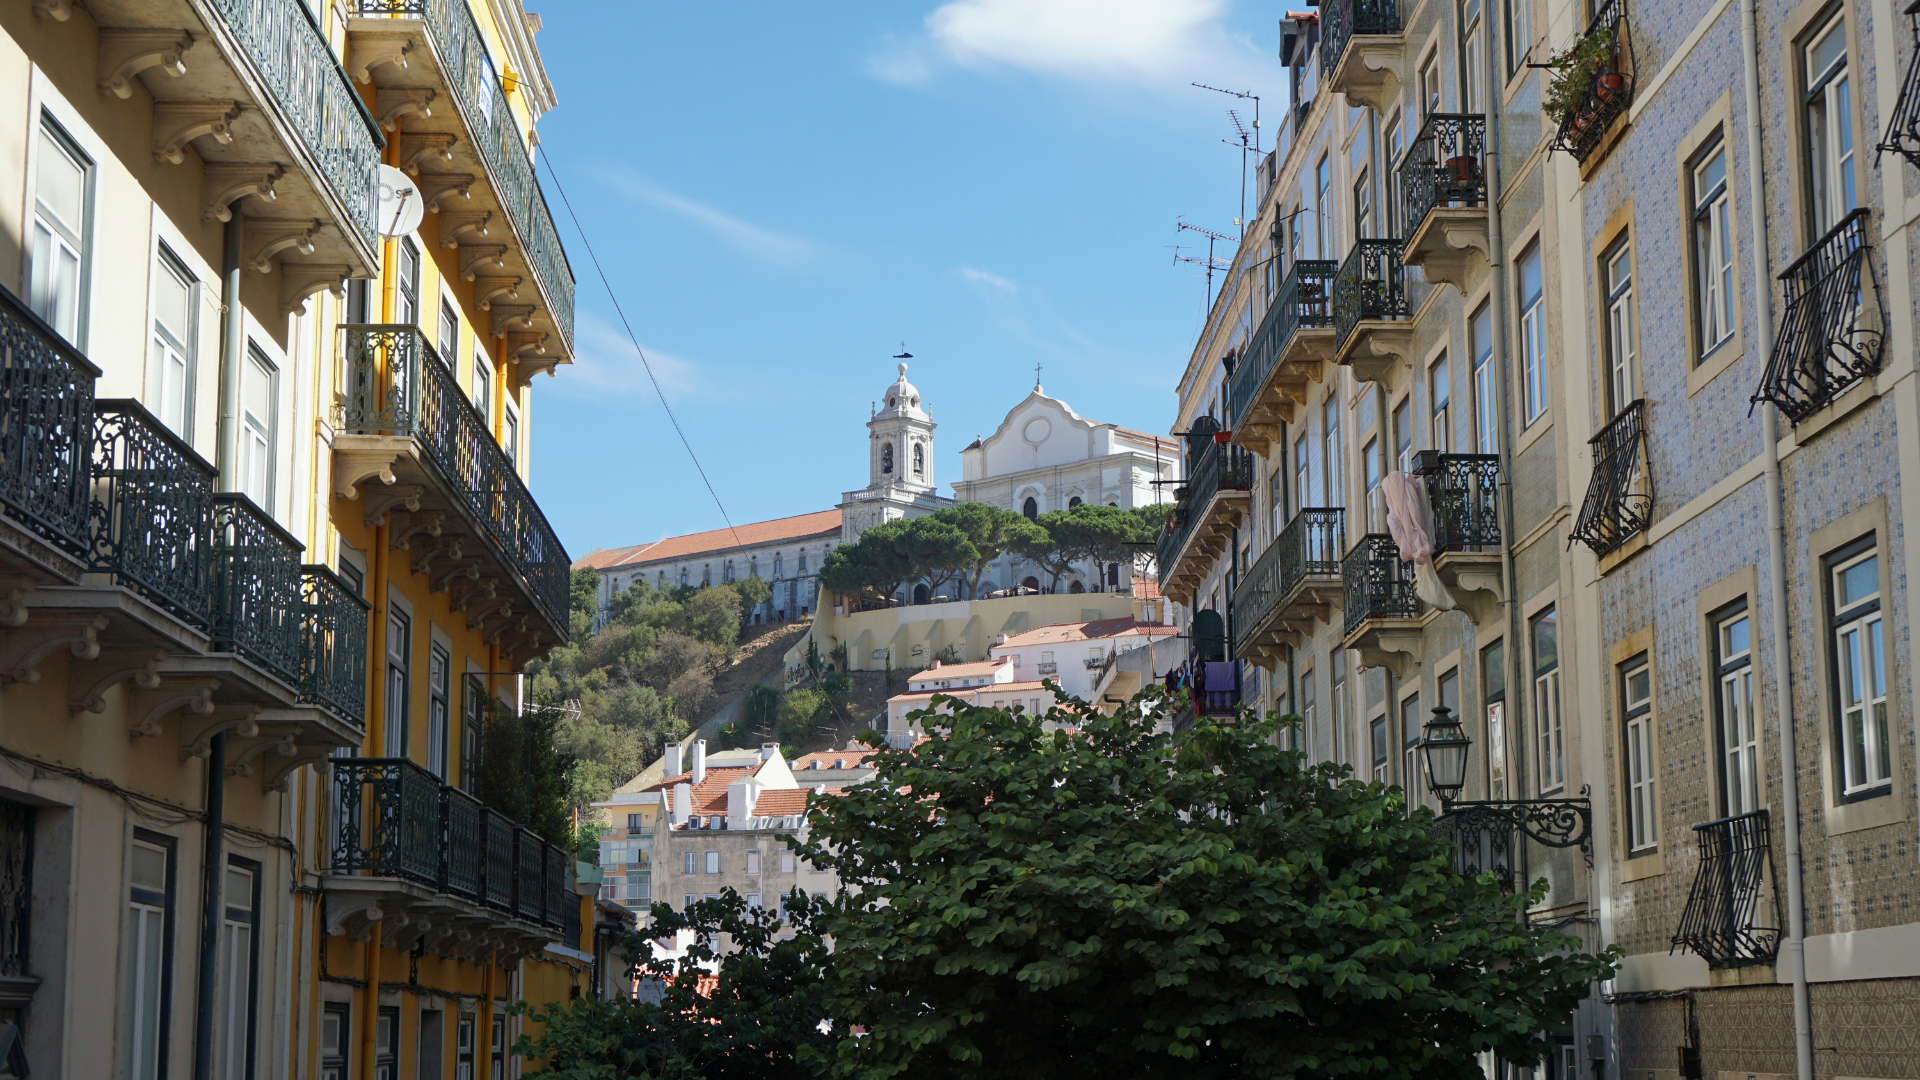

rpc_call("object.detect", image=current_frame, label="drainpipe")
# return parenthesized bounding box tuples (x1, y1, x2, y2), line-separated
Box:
(191, 733, 226, 1080)
(1737, 2, 1812, 1077)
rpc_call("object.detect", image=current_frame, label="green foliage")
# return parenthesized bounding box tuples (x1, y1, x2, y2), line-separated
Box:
(472, 696, 575, 847)
(797, 692, 1620, 1079)
(930, 502, 1048, 598)
(1544, 27, 1617, 125)
(742, 684, 782, 741)
(777, 688, 830, 745)
(569, 568, 601, 642)
(818, 519, 921, 601)
(513, 889, 834, 1080)
(733, 573, 773, 615)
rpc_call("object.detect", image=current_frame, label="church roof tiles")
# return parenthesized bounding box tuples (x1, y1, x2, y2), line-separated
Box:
(572, 509, 843, 571)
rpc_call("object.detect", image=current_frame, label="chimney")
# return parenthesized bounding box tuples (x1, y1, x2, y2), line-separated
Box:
(727, 780, 757, 827)
(759, 742, 779, 763)
(930, 660, 940, 669)
(663, 743, 683, 778)
(692, 739, 707, 784)
(672, 783, 692, 825)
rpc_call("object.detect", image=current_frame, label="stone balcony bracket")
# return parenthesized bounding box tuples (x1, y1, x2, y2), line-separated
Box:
(399, 131, 458, 173)
(1404, 210, 1491, 296)
(32, 0, 71, 21)
(334, 444, 409, 502)
(179, 704, 264, 761)
(225, 732, 298, 778)
(489, 304, 535, 338)
(153, 101, 241, 165)
(485, 615, 528, 649)
(463, 595, 513, 629)
(415, 172, 475, 213)
(324, 886, 554, 963)
(440, 210, 493, 248)
(362, 483, 425, 530)
(0, 579, 35, 627)
(408, 536, 464, 576)
(1337, 324, 1416, 385)
(347, 31, 415, 84)
(432, 561, 482, 594)
(1348, 627, 1422, 681)
(98, 29, 192, 99)
(67, 647, 167, 715)
(280, 264, 351, 315)
(459, 245, 509, 280)
(513, 357, 560, 386)
(126, 677, 218, 740)
(1434, 553, 1505, 624)
(202, 163, 284, 222)
(506, 330, 549, 360)
(473, 276, 522, 310)
(1328, 38, 1403, 113)
(246, 218, 323, 272)
(389, 511, 446, 551)
(0, 613, 106, 686)
(374, 86, 437, 131)
(448, 579, 498, 615)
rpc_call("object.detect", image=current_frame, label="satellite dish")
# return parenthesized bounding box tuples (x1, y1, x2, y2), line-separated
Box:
(376, 164, 424, 237)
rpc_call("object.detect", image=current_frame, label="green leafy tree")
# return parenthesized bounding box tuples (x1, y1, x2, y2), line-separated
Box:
(733, 574, 773, 619)
(741, 683, 782, 742)
(1128, 503, 1173, 578)
(473, 696, 575, 846)
(778, 688, 828, 744)
(896, 515, 976, 598)
(569, 568, 601, 641)
(1027, 504, 1137, 590)
(819, 519, 918, 602)
(799, 692, 1619, 1079)
(931, 502, 1048, 599)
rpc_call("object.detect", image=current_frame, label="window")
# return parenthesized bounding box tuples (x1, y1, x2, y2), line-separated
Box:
(418, 1009, 444, 1080)
(456, 1014, 475, 1080)
(385, 609, 410, 758)
(461, 675, 484, 792)
(1331, 656, 1347, 766)
(1603, 239, 1635, 415)
(1533, 608, 1563, 793)
(1300, 665, 1317, 754)
(745, 893, 761, 910)
(1268, 468, 1283, 540)
(473, 348, 492, 420)
(396, 240, 420, 326)
(1363, 436, 1382, 530)
(1401, 693, 1424, 803)
(375, 1006, 397, 1080)
(1022, 496, 1038, 520)
(1711, 606, 1761, 815)
(1464, 0, 1485, 112)
(1322, 397, 1342, 507)
(321, 1004, 351, 1080)
(780, 852, 796, 873)
(1504, 0, 1531, 77)
(239, 348, 276, 506)
(1471, 303, 1496, 454)
(1420, 53, 1443, 117)
(30, 118, 90, 344)
(881, 442, 894, 474)
(1370, 716, 1389, 780)
(428, 643, 451, 780)
(1293, 434, 1310, 516)
(682, 851, 696, 875)
(346, 278, 370, 324)
(490, 1015, 505, 1080)
(682, 893, 696, 911)
(127, 832, 176, 1080)
(215, 859, 260, 1080)
(1314, 155, 1333, 258)
(705, 851, 719, 874)
(1429, 356, 1450, 453)
(1483, 640, 1506, 799)
(913, 443, 925, 477)
(745, 850, 761, 874)
(438, 296, 459, 360)
(1393, 398, 1412, 474)
(503, 399, 519, 466)
(1691, 141, 1734, 357)
(1383, 111, 1404, 219)
(1518, 244, 1546, 423)
(1621, 658, 1655, 852)
(1803, 13, 1856, 238)
(150, 247, 196, 437)
(1829, 542, 1889, 796)
(1353, 165, 1374, 241)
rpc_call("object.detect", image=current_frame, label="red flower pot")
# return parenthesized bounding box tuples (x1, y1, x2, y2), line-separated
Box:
(1595, 72, 1626, 101)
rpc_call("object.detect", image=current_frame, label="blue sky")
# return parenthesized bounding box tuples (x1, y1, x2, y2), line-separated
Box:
(528, 0, 1290, 560)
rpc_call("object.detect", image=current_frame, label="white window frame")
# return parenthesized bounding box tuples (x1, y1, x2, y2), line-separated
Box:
(1621, 659, 1655, 852)
(1831, 546, 1890, 796)
(1429, 354, 1450, 454)
(705, 850, 720, 874)
(239, 346, 278, 508)
(1604, 239, 1636, 416)
(29, 115, 92, 346)
(1692, 142, 1735, 358)
(126, 833, 174, 1080)
(151, 245, 197, 438)
(1716, 609, 1761, 816)
(1471, 303, 1496, 454)
(1518, 244, 1546, 423)
(385, 606, 410, 758)
(428, 640, 451, 780)
(1803, 12, 1856, 238)
(1533, 608, 1564, 794)
(214, 859, 258, 1080)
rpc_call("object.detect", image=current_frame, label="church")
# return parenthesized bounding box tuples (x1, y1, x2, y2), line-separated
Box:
(575, 360, 1175, 620)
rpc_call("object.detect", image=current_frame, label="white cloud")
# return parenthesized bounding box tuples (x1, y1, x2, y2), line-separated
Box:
(960, 266, 1017, 292)
(556, 311, 700, 402)
(603, 170, 814, 263)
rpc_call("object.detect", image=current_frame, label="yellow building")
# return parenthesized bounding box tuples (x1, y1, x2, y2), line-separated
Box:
(0, 0, 610, 1077)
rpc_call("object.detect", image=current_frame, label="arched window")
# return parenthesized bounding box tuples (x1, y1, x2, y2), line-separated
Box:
(774, 553, 783, 578)
(702, 564, 711, 586)
(1069, 580, 1085, 593)
(913, 583, 930, 605)
(882, 443, 894, 473)
(1022, 576, 1040, 592)
(658, 570, 666, 586)
(1022, 497, 1038, 520)
(679, 568, 688, 586)
(1068, 496, 1082, 508)
(750, 556, 758, 578)
(799, 551, 808, 573)
(724, 561, 734, 583)
(913, 443, 924, 476)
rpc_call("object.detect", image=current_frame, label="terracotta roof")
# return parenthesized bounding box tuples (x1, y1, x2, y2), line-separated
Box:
(571, 510, 842, 571)
(995, 619, 1177, 648)
(907, 658, 1012, 682)
(642, 763, 763, 816)
(750, 789, 813, 817)
(789, 748, 879, 772)
(1134, 580, 1163, 600)
(889, 679, 1054, 704)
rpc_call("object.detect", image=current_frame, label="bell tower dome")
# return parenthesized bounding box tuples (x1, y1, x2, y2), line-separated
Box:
(867, 361, 936, 492)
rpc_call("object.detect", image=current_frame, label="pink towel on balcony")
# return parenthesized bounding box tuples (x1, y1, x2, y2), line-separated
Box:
(1381, 472, 1456, 612)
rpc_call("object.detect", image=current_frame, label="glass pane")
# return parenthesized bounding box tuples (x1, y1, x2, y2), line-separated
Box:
(154, 259, 191, 342)
(36, 128, 85, 235)
(1808, 17, 1846, 84)
(1532, 609, 1557, 672)
(1721, 615, 1749, 658)
(1839, 554, 1877, 608)
(132, 843, 167, 892)
(1625, 665, 1649, 709)
(1696, 149, 1727, 206)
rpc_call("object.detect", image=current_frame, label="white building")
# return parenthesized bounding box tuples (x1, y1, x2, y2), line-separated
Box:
(986, 618, 1178, 702)
(579, 509, 842, 625)
(838, 362, 954, 546)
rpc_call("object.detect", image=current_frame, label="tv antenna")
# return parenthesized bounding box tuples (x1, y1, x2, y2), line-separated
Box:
(1193, 83, 1261, 230)
(1173, 216, 1237, 309)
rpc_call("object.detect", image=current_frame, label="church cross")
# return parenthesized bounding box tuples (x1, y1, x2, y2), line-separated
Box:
(1034, 363, 1043, 390)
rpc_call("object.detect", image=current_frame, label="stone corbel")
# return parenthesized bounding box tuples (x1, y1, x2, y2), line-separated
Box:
(281, 264, 351, 315)
(398, 132, 457, 173)
(0, 614, 106, 686)
(361, 484, 423, 526)
(325, 895, 385, 940)
(463, 595, 513, 630)
(333, 448, 408, 501)
(410, 537, 465, 576)
(180, 705, 263, 761)
(373, 86, 435, 130)
(32, 0, 71, 21)
(488, 304, 535, 338)
(512, 357, 560, 387)
(347, 31, 413, 83)
(458, 245, 508, 281)
(260, 744, 336, 793)
(98, 29, 192, 98)
(1332, 43, 1403, 114)
(226, 733, 296, 777)
(153, 101, 240, 164)
(505, 330, 548, 360)
(448, 577, 496, 612)
(68, 647, 167, 715)
(472, 276, 521, 310)
(1344, 326, 1415, 385)
(0, 579, 34, 627)
(431, 561, 481, 594)
(415, 172, 473, 213)
(1436, 558, 1505, 625)
(384, 913, 434, 951)
(388, 511, 445, 551)
(484, 615, 527, 648)
(246, 219, 323, 272)
(439, 210, 492, 248)
(1350, 630, 1422, 682)
(202, 163, 283, 222)
(1412, 219, 1492, 296)
(126, 677, 218, 739)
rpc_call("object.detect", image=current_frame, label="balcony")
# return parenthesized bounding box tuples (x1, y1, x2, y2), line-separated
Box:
(300, 566, 371, 729)
(1548, 0, 1635, 167)
(1331, 240, 1414, 383)
(1319, 0, 1403, 112)
(346, 0, 577, 359)
(1751, 209, 1885, 425)
(1154, 431, 1255, 606)
(1414, 452, 1506, 621)
(70, 0, 384, 292)
(1036, 662, 1059, 676)
(1672, 811, 1779, 968)
(1875, 2, 1920, 172)
(337, 325, 571, 662)
(0, 286, 98, 586)
(1229, 508, 1344, 668)
(1570, 401, 1651, 559)
(1228, 260, 1337, 454)
(326, 758, 575, 959)
(1398, 114, 1489, 294)
(1166, 652, 1238, 732)
(1341, 534, 1422, 677)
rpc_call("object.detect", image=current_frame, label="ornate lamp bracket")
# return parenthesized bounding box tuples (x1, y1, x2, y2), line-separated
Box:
(1436, 789, 1595, 864)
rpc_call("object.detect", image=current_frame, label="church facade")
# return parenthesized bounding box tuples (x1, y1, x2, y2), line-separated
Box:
(837, 363, 955, 545)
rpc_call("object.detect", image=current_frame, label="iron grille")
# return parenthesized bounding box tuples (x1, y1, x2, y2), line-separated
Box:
(1434, 809, 1516, 893)
(88, 400, 217, 627)
(545, 844, 571, 929)
(1876, 1, 1920, 171)
(0, 284, 99, 558)
(299, 565, 370, 728)
(1430, 800, 1595, 894)
(0, 800, 31, 978)
(341, 325, 572, 635)
(1672, 810, 1779, 967)
(330, 758, 443, 887)
(1549, 0, 1635, 163)
(1418, 453, 1501, 552)
(1227, 260, 1337, 425)
(1320, 0, 1401, 74)
(560, 889, 583, 948)
(1569, 401, 1651, 556)
(212, 495, 305, 687)
(441, 785, 485, 900)
(1398, 113, 1487, 239)
(1155, 436, 1254, 590)
(1341, 533, 1420, 635)
(481, 809, 515, 912)
(1751, 209, 1885, 424)
(1230, 507, 1344, 657)
(514, 827, 544, 921)
(1332, 239, 1412, 348)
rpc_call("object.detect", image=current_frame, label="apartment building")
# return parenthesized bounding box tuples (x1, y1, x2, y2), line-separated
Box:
(0, 0, 595, 1078)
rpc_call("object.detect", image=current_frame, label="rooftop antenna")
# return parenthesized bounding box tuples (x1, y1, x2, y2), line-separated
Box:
(1192, 83, 1261, 232)
(1173, 215, 1237, 309)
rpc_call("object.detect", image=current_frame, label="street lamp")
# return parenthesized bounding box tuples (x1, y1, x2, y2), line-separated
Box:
(1419, 705, 1471, 805)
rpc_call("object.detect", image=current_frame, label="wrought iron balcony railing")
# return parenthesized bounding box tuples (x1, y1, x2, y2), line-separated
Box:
(1875, 2, 1920, 171)
(1569, 401, 1651, 556)
(88, 400, 216, 627)
(1227, 260, 1336, 425)
(1341, 534, 1420, 635)
(330, 757, 571, 929)
(1416, 453, 1501, 552)
(1332, 240, 1412, 348)
(1399, 113, 1487, 238)
(1549, 0, 1635, 163)
(1034, 662, 1059, 675)
(1430, 798, 1594, 895)
(1320, 0, 1401, 74)
(299, 565, 370, 728)
(209, 0, 383, 248)
(1751, 208, 1885, 424)
(341, 324, 571, 633)
(1229, 507, 1344, 658)
(1155, 438, 1255, 589)
(212, 495, 305, 687)
(349, 0, 576, 344)
(0, 284, 98, 561)
(1672, 810, 1779, 967)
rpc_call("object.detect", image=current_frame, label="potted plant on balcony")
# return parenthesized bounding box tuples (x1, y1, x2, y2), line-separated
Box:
(1544, 27, 1618, 132)
(1357, 278, 1392, 312)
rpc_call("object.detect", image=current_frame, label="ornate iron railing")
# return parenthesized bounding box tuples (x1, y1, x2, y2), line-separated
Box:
(1751, 209, 1885, 424)
(1227, 260, 1337, 425)
(0, 284, 98, 559)
(211, 495, 305, 687)
(441, 785, 485, 901)
(341, 325, 570, 633)
(1672, 810, 1779, 967)
(1569, 401, 1651, 556)
(1332, 240, 1412, 348)
(546, 844, 571, 928)
(0, 799, 31, 979)
(88, 401, 217, 627)
(1341, 533, 1419, 635)
(347, 0, 575, 343)
(299, 565, 369, 728)
(207, 0, 383, 248)
(1875, 2, 1920, 171)
(1230, 507, 1344, 657)
(481, 808, 516, 912)
(1417, 453, 1501, 552)
(1549, 0, 1634, 163)
(1320, 0, 1401, 73)
(514, 826, 544, 921)
(1430, 798, 1593, 894)
(1399, 113, 1487, 238)
(1155, 437, 1254, 589)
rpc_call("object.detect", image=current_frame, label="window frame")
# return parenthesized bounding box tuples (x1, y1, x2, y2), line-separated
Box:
(150, 244, 197, 439)
(1602, 235, 1637, 417)
(215, 855, 262, 1080)
(438, 294, 460, 361)
(385, 607, 411, 758)
(1825, 536, 1891, 799)
(1482, 639, 1507, 799)
(321, 1002, 351, 1080)
(29, 113, 94, 347)
(1690, 137, 1735, 362)
(126, 829, 178, 1080)
(1471, 302, 1496, 454)
(1517, 243, 1547, 424)
(396, 239, 421, 327)
(1532, 607, 1564, 794)
(1711, 601, 1762, 816)
(1800, 9, 1857, 242)
(1400, 690, 1425, 805)
(428, 641, 452, 780)
(1620, 655, 1656, 853)
(1429, 353, 1451, 453)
